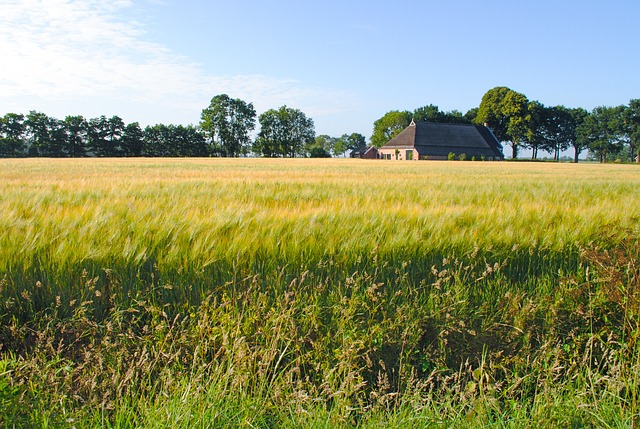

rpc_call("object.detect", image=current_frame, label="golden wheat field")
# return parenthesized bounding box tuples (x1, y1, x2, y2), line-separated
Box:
(1, 158, 638, 270)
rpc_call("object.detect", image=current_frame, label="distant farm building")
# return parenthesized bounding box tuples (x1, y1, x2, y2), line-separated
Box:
(378, 121, 504, 160)
(350, 145, 378, 159)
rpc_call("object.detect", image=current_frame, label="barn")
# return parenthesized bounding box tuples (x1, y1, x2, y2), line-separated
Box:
(350, 145, 378, 159)
(378, 121, 504, 161)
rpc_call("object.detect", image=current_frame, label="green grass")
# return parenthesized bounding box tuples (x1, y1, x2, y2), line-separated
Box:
(0, 158, 639, 427)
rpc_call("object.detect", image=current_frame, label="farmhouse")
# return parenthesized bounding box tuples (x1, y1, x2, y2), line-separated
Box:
(350, 145, 378, 159)
(378, 121, 504, 160)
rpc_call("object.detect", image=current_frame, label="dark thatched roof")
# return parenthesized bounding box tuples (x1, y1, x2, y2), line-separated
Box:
(381, 122, 504, 159)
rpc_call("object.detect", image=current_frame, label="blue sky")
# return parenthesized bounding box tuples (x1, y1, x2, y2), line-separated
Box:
(1, 0, 639, 143)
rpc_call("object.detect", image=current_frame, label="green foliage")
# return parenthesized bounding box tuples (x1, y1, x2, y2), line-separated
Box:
(200, 94, 256, 157)
(25, 110, 62, 157)
(474, 87, 512, 141)
(2, 90, 640, 162)
(120, 121, 144, 157)
(475, 87, 530, 159)
(142, 124, 207, 157)
(413, 104, 471, 124)
(413, 104, 442, 122)
(334, 132, 366, 156)
(0, 113, 26, 158)
(370, 110, 411, 148)
(254, 106, 315, 157)
(87, 115, 126, 157)
(626, 99, 640, 162)
(308, 145, 331, 158)
(308, 134, 336, 158)
(448, 152, 456, 160)
(464, 107, 479, 123)
(578, 105, 628, 163)
(62, 115, 88, 157)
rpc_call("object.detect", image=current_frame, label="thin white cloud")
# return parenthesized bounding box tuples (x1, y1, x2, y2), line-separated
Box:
(0, 0, 357, 124)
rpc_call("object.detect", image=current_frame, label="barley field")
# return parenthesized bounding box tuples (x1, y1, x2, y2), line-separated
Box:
(1, 158, 639, 427)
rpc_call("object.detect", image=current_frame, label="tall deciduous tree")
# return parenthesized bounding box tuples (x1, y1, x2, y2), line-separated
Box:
(308, 135, 336, 158)
(254, 106, 315, 158)
(87, 116, 125, 157)
(578, 106, 627, 163)
(625, 99, 640, 162)
(121, 122, 144, 157)
(87, 116, 108, 156)
(543, 106, 573, 161)
(413, 105, 470, 124)
(464, 108, 479, 123)
(62, 115, 87, 157)
(25, 111, 53, 156)
(334, 133, 366, 156)
(413, 104, 443, 123)
(524, 104, 575, 161)
(0, 113, 26, 157)
(143, 124, 207, 157)
(523, 101, 547, 160)
(200, 94, 256, 157)
(475, 87, 530, 159)
(564, 107, 589, 163)
(370, 110, 411, 148)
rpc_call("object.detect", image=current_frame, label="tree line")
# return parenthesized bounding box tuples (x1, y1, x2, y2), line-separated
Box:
(3, 88, 638, 161)
(372, 87, 640, 163)
(0, 94, 368, 159)
(0, 95, 319, 158)
(0, 111, 214, 158)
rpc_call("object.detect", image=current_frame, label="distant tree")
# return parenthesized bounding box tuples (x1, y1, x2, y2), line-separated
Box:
(143, 124, 173, 156)
(567, 107, 589, 163)
(522, 101, 547, 160)
(25, 111, 53, 156)
(444, 109, 471, 124)
(502, 90, 530, 159)
(464, 107, 479, 123)
(254, 106, 315, 157)
(475, 87, 530, 159)
(106, 116, 125, 157)
(413, 104, 444, 123)
(49, 118, 68, 157)
(308, 135, 336, 157)
(121, 122, 144, 157)
(0, 113, 26, 157)
(62, 115, 87, 157)
(87, 116, 108, 156)
(334, 132, 366, 156)
(87, 116, 125, 157)
(370, 110, 411, 148)
(200, 94, 256, 157)
(475, 87, 511, 142)
(143, 124, 207, 157)
(625, 99, 640, 162)
(578, 106, 627, 163)
(542, 106, 574, 161)
(523, 103, 574, 161)
(142, 125, 166, 156)
(174, 124, 208, 157)
(308, 146, 332, 158)
(413, 105, 471, 124)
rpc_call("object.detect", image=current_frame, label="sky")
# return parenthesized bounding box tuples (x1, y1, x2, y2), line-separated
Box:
(1, 0, 639, 143)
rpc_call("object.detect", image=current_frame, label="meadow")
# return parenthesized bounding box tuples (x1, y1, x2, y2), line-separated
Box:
(1, 158, 639, 428)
